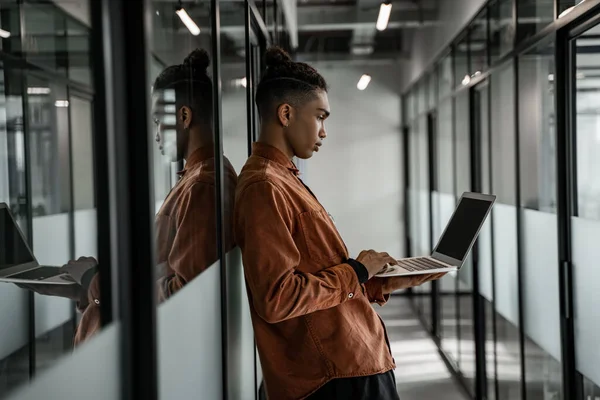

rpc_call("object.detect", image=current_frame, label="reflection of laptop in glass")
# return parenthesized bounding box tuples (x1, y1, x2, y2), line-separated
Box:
(376, 192, 496, 277)
(0, 203, 75, 285)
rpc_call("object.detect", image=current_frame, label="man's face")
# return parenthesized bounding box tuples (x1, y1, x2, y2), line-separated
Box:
(151, 89, 186, 162)
(285, 90, 330, 160)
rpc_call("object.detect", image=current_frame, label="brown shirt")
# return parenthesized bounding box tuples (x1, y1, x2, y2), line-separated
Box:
(74, 146, 237, 345)
(234, 143, 395, 400)
(155, 146, 237, 301)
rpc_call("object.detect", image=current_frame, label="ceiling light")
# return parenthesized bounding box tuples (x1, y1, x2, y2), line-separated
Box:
(548, 74, 555, 81)
(357, 74, 372, 91)
(376, 2, 392, 31)
(27, 87, 51, 95)
(351, 45, 374, 56)
(0, 29, 10, 39)
(176, 7, 200, 36)
(461, 74, 471, 86)
(233, 78, 247, 88)
(55, 100, 69, 108)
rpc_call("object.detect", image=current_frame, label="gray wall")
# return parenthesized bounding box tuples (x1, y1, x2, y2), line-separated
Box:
(305, 65, 405, 259)
(401, 0, 487, 92)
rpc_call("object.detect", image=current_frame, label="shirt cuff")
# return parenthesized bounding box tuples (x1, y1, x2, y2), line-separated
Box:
(346, 258, 369, 284)
(364, 279, 390, 306)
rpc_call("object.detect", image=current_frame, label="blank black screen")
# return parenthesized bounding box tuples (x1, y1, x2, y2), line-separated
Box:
(0, 208, 34, 269)
(435, 197, 492, 261)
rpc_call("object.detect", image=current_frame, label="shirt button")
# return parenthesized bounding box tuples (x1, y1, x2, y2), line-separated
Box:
(348, 293, 354, 299)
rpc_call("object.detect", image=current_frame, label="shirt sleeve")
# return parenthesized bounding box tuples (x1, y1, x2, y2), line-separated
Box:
(158, 182, 218, 301)
(234, 180, 363, 324)
(363, 278, 390, 306)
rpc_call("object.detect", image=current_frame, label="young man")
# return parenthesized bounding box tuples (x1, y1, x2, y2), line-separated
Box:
(234, 47, 445, 400)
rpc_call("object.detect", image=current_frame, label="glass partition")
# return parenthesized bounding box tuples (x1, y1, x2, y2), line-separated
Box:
(572, 22, 600, 395)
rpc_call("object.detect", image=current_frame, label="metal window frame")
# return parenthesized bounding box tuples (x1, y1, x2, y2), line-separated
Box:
(210, 0, 230, 397)
(91, 1, 158, 399)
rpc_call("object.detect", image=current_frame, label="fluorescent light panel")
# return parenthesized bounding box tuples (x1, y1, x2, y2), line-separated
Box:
(357, 74, 372, 90)
(376, 3, 392, 31)
(176, 8, 200, 36)
(28, 87, 51, 95)
(55, 100, 69, 108)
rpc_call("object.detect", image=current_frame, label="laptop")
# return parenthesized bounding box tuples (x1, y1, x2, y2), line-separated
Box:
(375, 192, 496, 277)
(0, 203, 75, 285)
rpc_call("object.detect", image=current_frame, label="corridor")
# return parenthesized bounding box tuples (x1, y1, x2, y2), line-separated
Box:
(379, 296, 468, 400)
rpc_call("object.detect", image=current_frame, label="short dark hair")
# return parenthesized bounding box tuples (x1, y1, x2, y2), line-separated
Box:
(255, 47, 328, 118)
(153, 48, 213, 125)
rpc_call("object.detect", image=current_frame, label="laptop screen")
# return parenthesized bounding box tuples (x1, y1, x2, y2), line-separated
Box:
(0, 208, 34, 269)
(434, 197, 493, 261)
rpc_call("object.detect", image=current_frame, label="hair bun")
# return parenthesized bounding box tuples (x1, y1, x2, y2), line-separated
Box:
(265, 47, 292, 68)
(183, 48, 210, 72)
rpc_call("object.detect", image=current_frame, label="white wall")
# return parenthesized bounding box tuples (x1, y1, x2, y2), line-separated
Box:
(305, 66, 404, 259)
(401, 0, 487, 92)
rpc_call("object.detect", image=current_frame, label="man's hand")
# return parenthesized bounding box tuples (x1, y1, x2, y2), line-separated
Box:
(15, 256, 98, 306)
(61, 256, 98, 285)
(356, 250, 398, 279)
(379, 272, 447, 295)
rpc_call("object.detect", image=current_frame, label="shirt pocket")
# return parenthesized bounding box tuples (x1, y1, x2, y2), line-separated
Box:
(298, 210, 347, 263)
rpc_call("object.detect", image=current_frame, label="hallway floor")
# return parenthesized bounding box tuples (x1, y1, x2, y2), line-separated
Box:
(377, 296, 468, 400)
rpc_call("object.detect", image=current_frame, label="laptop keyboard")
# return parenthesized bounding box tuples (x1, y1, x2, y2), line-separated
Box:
(8, 267, 64, 281)
(397, 258, 448, 272)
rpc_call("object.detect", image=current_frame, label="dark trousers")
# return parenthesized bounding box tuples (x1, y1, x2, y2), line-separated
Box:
(306, 370, 400, 400)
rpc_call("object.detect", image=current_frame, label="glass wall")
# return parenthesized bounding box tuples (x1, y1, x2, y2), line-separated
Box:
(403, 1, 600, 399)
(0, 0, 275, 398)
(436, 98, 459, 366)
(490, 62, 521, 400)
(519, 40, 563, 399)
(474, 79, 496, 400)
(454, 90, 475, 395)
(573, 22, 600, 397)
(0, 1, 104, 396)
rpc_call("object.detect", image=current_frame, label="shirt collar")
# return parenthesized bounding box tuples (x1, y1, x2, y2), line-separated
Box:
(178, 146, 214, 176)
(252, 142, 299, 176)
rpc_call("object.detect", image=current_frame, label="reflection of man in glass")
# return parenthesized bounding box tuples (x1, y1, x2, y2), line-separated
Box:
(150, 48, 236, 302)
(19, 49, 237, 346)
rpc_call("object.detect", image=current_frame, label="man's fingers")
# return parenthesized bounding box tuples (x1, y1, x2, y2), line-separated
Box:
(383, 256, 398, 266)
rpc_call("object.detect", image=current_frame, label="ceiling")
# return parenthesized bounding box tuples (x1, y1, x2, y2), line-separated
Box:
(10, 0, 441, 74)
(295, 0, 438, 63)
(150, 0, 441, 67)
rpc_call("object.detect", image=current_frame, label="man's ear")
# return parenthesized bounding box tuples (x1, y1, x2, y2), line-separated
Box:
(179, 106, 193, 129)
(277, 103, 293, 127)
